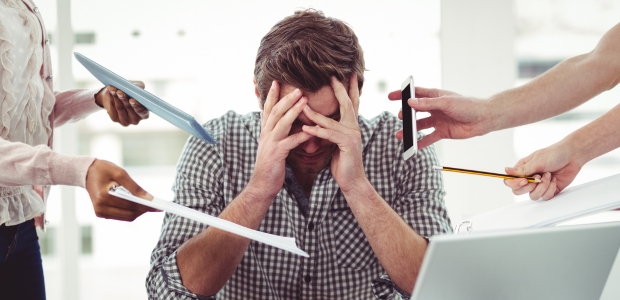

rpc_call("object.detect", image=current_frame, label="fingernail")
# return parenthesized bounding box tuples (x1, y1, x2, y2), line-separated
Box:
(519, 180, 527, 186)
(505, 167, 515, 171)
(545, 172, 551, 180)
(302, 125, 309, 130)
(553, 177, 557, 182)
(303, 105, 310, 111)
(129, 99, 137, 105)
(410, 98, 419, 105)
(294, 89, 301, 95)
(146, 192, 153, 200)
(271, 81, 276, 88)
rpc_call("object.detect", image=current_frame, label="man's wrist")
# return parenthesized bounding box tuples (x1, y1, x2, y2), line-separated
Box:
(341, 176, 374, 200)
(561, 132, 592, 167)
(244, 177, 280, 204)
(482, 96, 505, 133)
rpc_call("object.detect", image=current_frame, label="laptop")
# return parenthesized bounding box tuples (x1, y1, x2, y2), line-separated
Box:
(411, 222, 620, 300)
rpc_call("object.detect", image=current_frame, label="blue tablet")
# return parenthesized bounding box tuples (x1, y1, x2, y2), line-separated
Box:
(74, 52, 217, 144)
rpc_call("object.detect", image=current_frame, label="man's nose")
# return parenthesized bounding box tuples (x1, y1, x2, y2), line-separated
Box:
(302, 136, 321, 154)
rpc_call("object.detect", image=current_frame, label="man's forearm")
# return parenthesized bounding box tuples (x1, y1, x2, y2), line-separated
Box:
(342, 179, 428, 294)
(176, 184, 275, 296)
(562, 101, 620, 167)
(486, 23, 620, 132)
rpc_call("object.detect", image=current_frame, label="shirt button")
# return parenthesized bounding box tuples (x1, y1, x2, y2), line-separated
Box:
(45, 39, 49, 45)
(46, 75, 53, 81)
(304, 275, 312, 283)
(34, 7, 39, 13)
(308, 221, 314, 231)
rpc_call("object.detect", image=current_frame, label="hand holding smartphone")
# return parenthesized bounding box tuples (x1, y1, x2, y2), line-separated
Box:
(401, 76, 417, 160)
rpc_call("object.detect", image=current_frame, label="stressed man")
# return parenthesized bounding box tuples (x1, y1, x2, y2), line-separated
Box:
(147, 9, 451, 300)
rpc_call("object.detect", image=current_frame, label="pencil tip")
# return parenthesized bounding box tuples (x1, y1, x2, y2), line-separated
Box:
(433, 165, 442, 170)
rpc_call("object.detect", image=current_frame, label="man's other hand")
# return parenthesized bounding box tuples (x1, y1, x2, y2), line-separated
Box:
(503, 142, 582, 200)
(252, 81, 313, 198)
(85, 159, 160, 221)
(302, 74, 366, 193)
(96, 81, 150, 126)
(388, 87, 491, 150)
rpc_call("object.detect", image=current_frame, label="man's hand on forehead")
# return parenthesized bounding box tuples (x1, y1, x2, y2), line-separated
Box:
(301, 74, 366, 192)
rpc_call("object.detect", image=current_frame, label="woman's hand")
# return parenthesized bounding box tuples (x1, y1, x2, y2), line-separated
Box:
(95, 81, 150, 126)
(503, 141, 582, 200)
(85, 159, 160, 221)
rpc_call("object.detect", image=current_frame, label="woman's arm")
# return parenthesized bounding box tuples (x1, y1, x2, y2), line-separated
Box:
(0, 137, 94, 188)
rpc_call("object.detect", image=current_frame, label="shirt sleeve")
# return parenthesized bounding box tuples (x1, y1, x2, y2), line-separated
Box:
(0, 137, 95, 188)
(371, 139, 453, 300)
(52, 88, 102, 128)
(146, 135, 225, 300)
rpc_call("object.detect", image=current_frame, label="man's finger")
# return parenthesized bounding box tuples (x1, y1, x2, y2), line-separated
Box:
(348, 73, 360, 115)
(541, 177, 558, 200)
(272, 97, 308, 138)
(528, 173, 550, 200)
(416, 116, 435, 131)
(395, 129, 403, 140)
(504, 178, 529, 189)
(408, 97, 449, 113)
(262, 81, 279, 129)
(505, 159, 537, 177)
(415, 87, 446, 98)
(302, 104, 349, 133)
(417, 131, 442, 150)
(302, 124, 347, 145)
(330, 76, 355, 125)
(264, 88, 302, 132)
(280, 131, 313, 150)
(388, 90, 401, 101)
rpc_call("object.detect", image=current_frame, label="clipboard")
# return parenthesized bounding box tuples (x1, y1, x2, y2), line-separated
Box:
(454, 172, 620, 234)
(109, 186, 309, 257)
(74, 52, 217, 144)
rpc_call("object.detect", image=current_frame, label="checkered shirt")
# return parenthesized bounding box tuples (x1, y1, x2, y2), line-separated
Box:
(146, 111, 452, 300)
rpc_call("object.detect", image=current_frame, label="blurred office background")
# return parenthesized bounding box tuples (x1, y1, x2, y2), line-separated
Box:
(34, 0, 620, 299)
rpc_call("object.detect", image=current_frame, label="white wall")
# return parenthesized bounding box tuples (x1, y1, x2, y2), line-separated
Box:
(439, 0, 517, 225)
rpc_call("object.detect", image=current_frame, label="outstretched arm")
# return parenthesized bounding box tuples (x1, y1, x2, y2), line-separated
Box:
(389, 21, 620, 149)
(504, 99, 620, 200)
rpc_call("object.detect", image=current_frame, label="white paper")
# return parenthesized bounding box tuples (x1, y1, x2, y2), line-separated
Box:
(109, 186, 309, 257)
(457, 173, 620, 234)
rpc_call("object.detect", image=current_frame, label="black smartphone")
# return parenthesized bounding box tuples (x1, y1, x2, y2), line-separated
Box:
(401, 76, 417, 160)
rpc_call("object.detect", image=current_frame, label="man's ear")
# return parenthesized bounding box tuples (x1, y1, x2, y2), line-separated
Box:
(253, 77, 263, 110)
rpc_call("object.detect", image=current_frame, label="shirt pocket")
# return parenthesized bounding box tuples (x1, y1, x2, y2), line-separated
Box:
(331, 207, 380, 270)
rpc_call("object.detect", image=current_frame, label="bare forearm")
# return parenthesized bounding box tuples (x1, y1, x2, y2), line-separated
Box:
(487, 23, 620, 131)
(176, 184, 274, 296)
(562, 102, 620, 166)
(342, 180, 427, 293)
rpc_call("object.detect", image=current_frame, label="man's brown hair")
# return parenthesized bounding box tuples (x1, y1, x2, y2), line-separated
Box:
(254, 9, 365, 106)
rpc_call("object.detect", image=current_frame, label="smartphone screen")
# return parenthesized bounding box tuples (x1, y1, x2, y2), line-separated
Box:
(401, 77, 417, 160)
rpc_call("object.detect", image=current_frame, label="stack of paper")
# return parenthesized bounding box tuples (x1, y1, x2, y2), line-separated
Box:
(456, 173, 620, 234)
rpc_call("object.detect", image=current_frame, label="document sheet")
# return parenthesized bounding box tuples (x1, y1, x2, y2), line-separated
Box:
(109, 186, 309, 257)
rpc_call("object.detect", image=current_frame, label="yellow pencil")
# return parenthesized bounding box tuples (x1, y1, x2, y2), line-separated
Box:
(433, 165, 541, 183)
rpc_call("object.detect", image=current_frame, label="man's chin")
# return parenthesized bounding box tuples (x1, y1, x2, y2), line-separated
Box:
(287, 154, 332, 174)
